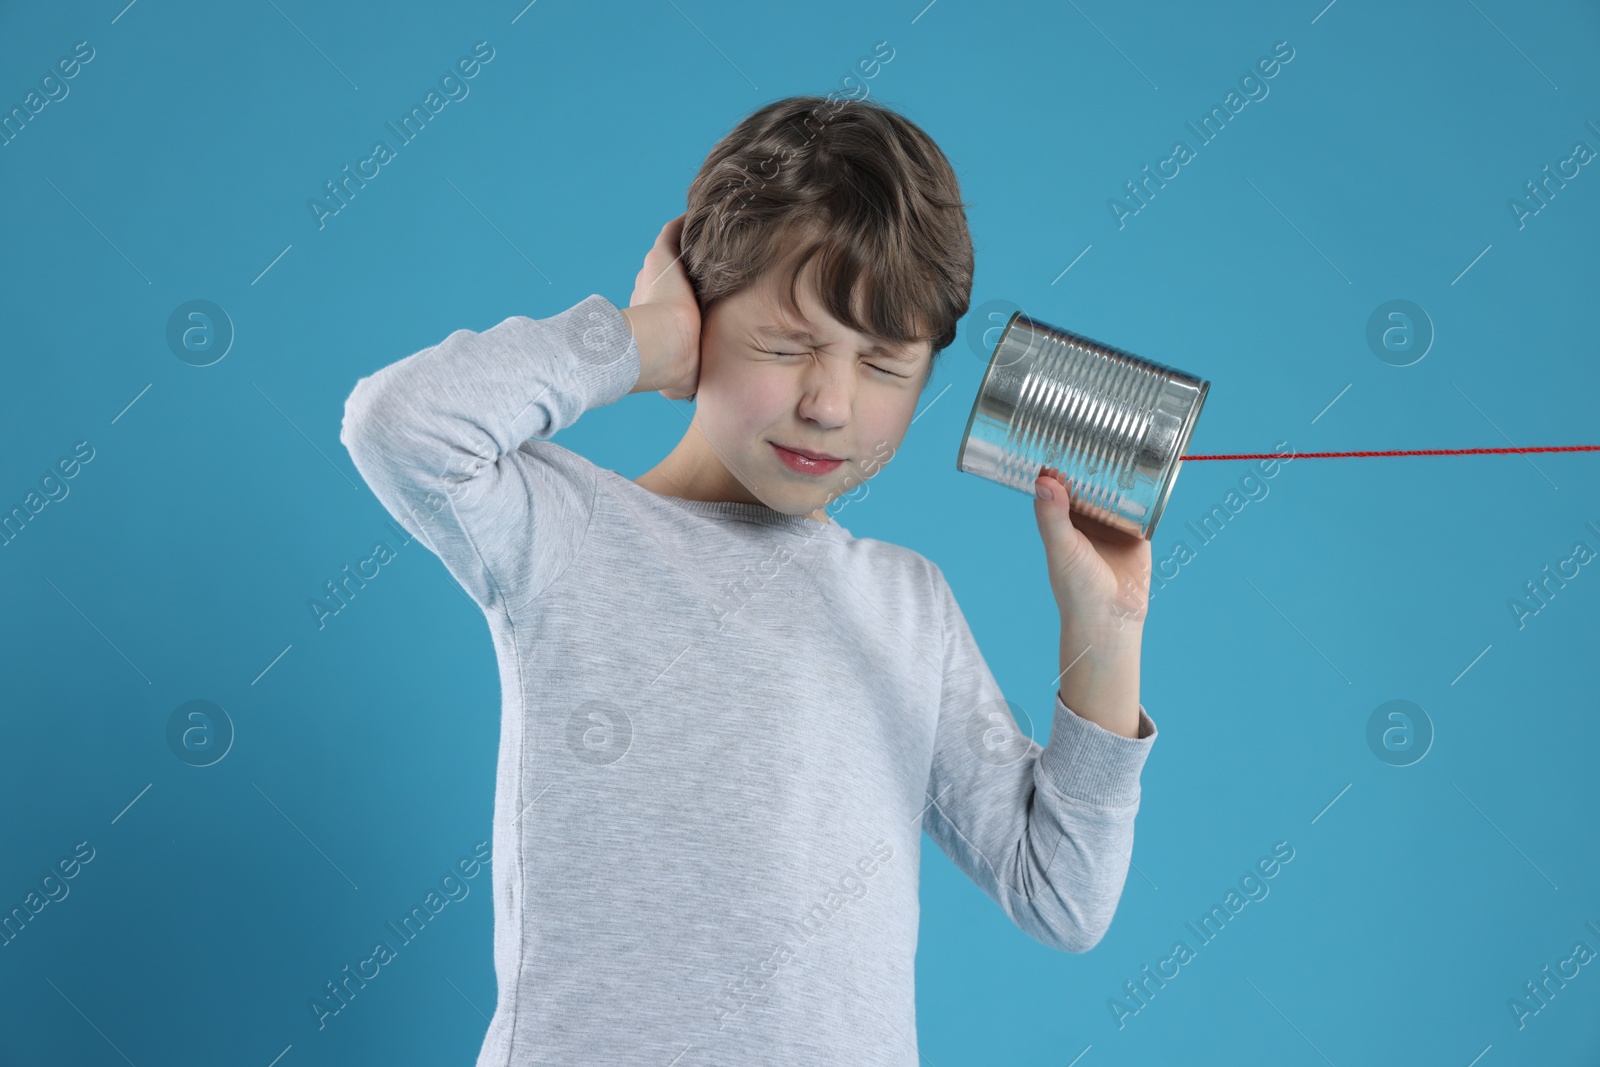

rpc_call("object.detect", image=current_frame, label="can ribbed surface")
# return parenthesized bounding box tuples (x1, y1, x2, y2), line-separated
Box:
(957, 312, 1209, 540)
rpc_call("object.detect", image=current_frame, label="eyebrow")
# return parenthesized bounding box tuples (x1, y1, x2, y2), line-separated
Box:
(756, 324, 920, 362)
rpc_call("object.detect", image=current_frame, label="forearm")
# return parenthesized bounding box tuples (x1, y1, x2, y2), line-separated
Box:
(1056, 618, 1143, 739)
(344, 296, 635, 474)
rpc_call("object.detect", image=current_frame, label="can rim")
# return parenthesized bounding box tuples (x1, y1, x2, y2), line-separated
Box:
(956, 309, 1027, 474)
(1144, 377, 1210, 538)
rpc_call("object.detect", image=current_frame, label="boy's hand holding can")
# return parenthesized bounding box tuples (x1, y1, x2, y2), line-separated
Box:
(1034, 465, 1151, 739)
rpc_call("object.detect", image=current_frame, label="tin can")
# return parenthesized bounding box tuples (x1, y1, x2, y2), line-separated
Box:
(956, 311, 1209, 540)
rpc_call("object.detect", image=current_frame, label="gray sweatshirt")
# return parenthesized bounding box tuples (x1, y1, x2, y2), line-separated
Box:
(338, 293, 1159, 1067)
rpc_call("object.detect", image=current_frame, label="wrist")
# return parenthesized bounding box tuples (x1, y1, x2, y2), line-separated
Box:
(623, 303, 692, 396)
(1056, 624, 1142, 738)
(620, 306, 654, 394)
(1060, 609, 1144, 647)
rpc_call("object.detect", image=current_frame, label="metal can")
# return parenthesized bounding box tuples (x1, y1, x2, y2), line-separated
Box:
(956, 311, 1209, 540)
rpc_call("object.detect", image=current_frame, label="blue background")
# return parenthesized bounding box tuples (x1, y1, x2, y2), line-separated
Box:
(2, 0, 1597, 1064)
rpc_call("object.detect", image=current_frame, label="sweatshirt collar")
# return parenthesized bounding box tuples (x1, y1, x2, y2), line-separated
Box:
(602, 469, 854, 541)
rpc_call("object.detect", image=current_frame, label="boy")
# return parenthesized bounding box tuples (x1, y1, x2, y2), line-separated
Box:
(340, 94, 1157, 1066)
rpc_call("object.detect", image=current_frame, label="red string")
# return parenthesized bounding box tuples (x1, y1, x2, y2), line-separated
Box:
(1181, 445, 1600, 461)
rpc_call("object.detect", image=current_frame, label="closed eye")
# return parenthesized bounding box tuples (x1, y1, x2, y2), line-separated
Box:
(761, 350, 907, 378)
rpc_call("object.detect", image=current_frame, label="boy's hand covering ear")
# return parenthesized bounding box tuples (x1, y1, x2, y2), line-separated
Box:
(624, 213, 703, 402)
(1032, 467, 1152, 631)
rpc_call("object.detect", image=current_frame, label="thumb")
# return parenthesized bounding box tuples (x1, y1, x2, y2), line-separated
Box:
(1032, 469, 1073, 528)
(1033, 470, 1087, 567)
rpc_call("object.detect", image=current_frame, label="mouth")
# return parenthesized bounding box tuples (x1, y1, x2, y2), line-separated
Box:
(774, 442, 844, 461)
(771, 442, 845, 476)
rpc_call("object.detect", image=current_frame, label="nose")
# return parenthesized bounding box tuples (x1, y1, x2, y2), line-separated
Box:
(795, 354, 852, 430)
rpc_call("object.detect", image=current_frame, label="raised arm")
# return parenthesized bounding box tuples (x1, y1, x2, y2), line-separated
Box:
(338, 216, 703, 616)
(338, 293, 640, 614)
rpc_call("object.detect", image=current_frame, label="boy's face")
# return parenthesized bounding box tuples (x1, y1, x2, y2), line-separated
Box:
(683, 255, 933, 523)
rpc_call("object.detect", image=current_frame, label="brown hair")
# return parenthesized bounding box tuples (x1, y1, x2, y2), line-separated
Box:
(680, 94, 974, 384)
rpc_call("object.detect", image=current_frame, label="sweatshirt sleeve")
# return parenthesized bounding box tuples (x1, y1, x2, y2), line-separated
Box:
(920, 562, 1158, 954)
(338, 293, 640, 615)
